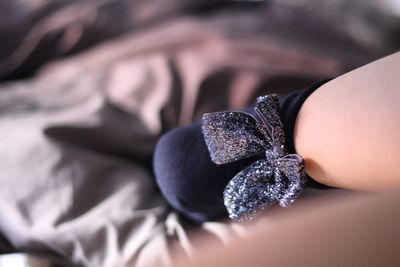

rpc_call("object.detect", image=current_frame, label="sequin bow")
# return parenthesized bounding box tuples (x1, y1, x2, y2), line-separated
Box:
(201, 94, 307, 222)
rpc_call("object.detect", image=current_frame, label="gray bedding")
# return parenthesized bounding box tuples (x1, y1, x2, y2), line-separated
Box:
(0, 1, 398, 266)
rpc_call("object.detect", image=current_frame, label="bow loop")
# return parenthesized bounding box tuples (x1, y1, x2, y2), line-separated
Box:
(202, 111, 270, 165)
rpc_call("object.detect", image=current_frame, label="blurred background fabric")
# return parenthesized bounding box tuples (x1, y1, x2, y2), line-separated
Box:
(0, 0, 399, 266)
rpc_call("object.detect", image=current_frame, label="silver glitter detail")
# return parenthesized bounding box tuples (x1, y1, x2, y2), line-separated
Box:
(223, 159, 277, 222)
(276, 154, 307, 207)
(202, 112, 269, 164)
(201, 94, 307, 222)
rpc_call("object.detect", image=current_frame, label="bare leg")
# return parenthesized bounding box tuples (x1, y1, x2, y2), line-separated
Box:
(175, 190, 400, 267)
(295, 51, 400, 191)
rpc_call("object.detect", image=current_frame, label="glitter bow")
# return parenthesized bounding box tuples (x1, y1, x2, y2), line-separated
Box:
(201, 94, 307, 222)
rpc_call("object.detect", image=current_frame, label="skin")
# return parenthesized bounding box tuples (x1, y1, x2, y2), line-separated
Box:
(294, 51, 400, 191)
(175, 190, 400, 267)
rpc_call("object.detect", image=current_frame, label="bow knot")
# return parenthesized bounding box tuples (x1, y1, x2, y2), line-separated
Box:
(202, 94, 307, 222)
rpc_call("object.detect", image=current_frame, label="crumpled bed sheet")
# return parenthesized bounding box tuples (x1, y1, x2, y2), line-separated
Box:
(0, 1, 398, 266)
